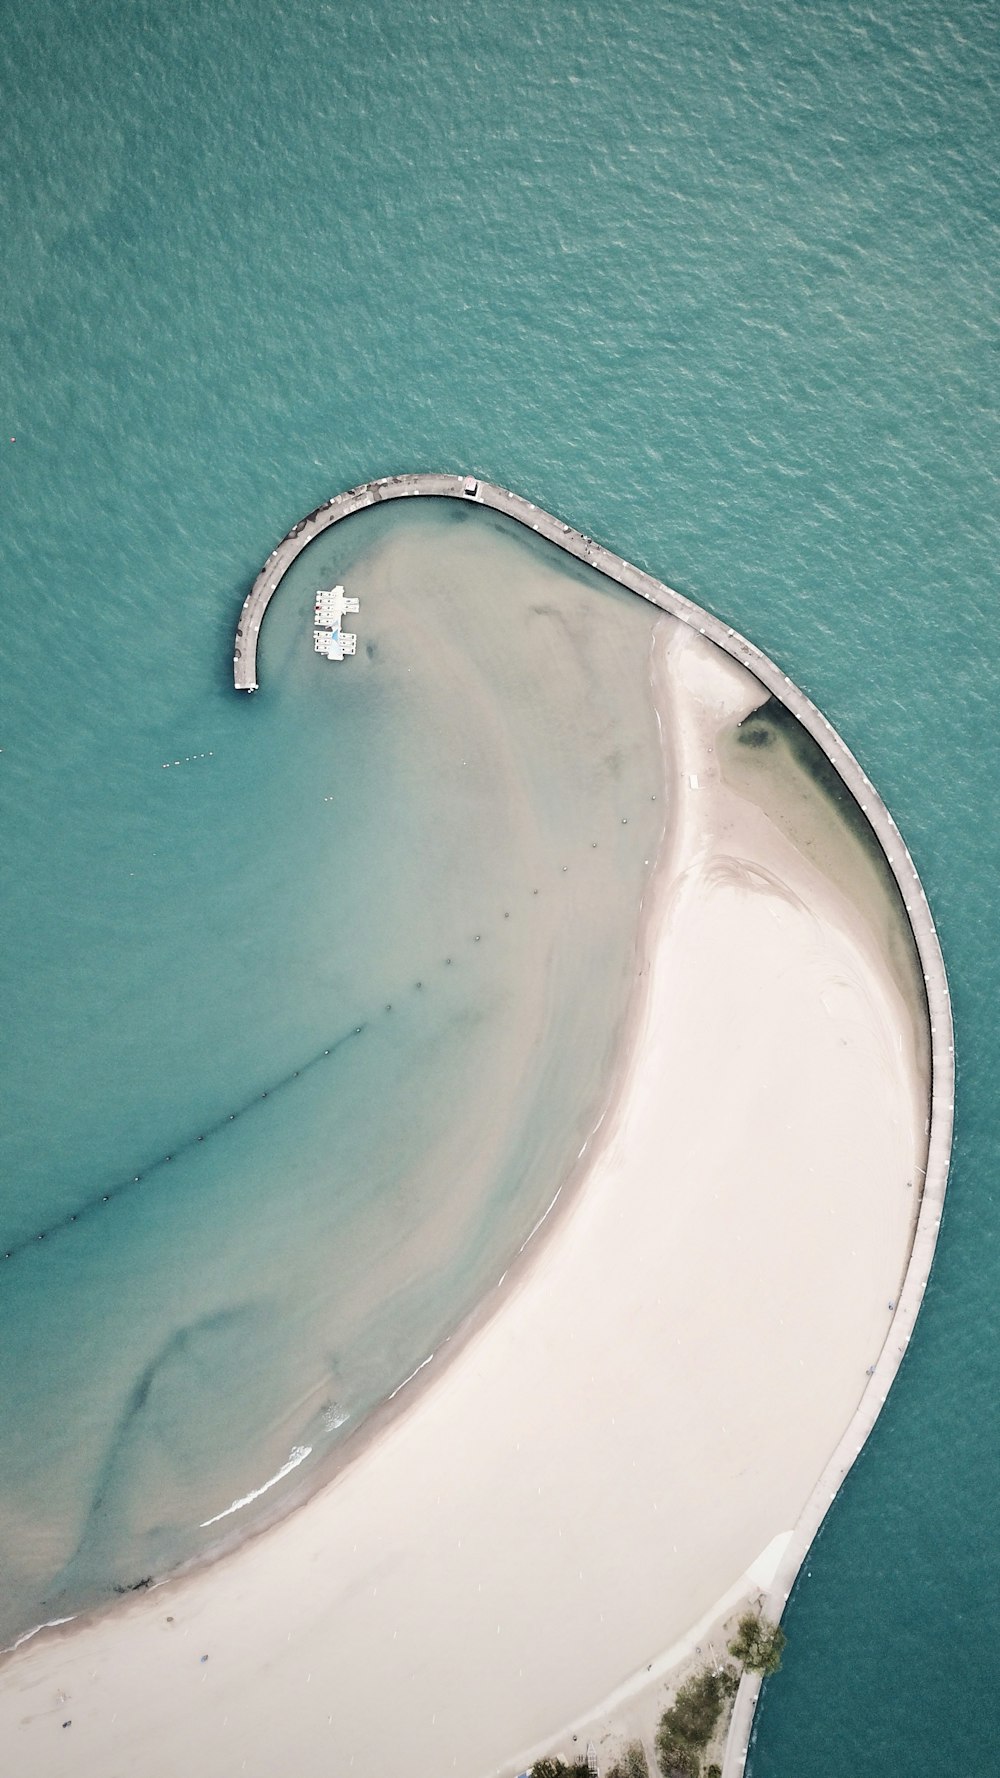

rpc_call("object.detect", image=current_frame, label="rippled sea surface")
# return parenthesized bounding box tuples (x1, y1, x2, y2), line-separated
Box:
(0, 0, 995, 1766)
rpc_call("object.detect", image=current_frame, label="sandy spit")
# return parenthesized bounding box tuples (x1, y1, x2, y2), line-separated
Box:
(0, 621, 928, 1778)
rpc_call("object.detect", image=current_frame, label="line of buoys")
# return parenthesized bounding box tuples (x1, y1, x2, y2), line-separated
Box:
(3, 805, 652, 1264)
(162, 753, 214, 770)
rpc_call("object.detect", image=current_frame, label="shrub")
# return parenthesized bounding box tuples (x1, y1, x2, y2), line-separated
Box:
(531, 1760, 590, 1777)
(728, 1612, 787, 1676)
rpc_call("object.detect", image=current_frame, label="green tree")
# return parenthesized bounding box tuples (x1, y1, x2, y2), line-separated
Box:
(658, 1669, 728, 1748)
(705, 1766, 722, 1778)
(728, 1611, 787, 1676)
(654, 1662, 742, 1777)
(653, 1736, 699, 1778)
(607, 1742, 650, 1778)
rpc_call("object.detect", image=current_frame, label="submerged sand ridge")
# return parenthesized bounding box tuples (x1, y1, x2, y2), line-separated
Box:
(0, 596, 936, 1778)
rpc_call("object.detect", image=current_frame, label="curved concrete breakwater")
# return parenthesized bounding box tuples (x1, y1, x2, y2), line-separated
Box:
(236, 473, 953, 1777)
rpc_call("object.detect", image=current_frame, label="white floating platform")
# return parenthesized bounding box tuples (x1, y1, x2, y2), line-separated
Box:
(313, 586, 360, 663)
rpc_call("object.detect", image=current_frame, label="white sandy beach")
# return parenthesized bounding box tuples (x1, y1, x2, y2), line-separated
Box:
(0, 620, 929, 1778)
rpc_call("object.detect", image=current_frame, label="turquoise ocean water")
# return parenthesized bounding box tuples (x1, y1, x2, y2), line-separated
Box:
(0, 0, 995, 1768)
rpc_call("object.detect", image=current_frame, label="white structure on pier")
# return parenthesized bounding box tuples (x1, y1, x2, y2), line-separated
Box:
(313, 584, 358, 662)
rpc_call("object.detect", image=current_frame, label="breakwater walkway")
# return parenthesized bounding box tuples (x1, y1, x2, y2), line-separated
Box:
(235, 472, 953, 1778)
(235, 470, 804, 694)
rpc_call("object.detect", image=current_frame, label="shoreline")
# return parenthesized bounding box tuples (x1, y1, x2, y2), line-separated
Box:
(0, 628, 676, 1669)
(0, 606, 944, 1778)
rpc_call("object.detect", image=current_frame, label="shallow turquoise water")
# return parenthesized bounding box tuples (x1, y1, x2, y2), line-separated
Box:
(0, 488, 664, 1637)
(0, 0, 996, 1765)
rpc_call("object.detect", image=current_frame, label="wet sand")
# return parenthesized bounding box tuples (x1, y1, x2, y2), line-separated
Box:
(0, 623, 929, 1778)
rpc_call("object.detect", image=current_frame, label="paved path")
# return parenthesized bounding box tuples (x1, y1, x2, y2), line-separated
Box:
(234, 471, 953, 1778)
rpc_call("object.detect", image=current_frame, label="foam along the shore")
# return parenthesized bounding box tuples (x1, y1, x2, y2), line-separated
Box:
(0, 622, 929, 1778)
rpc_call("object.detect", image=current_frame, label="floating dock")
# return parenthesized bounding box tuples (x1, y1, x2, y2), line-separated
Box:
(313, 584, 358, 662)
